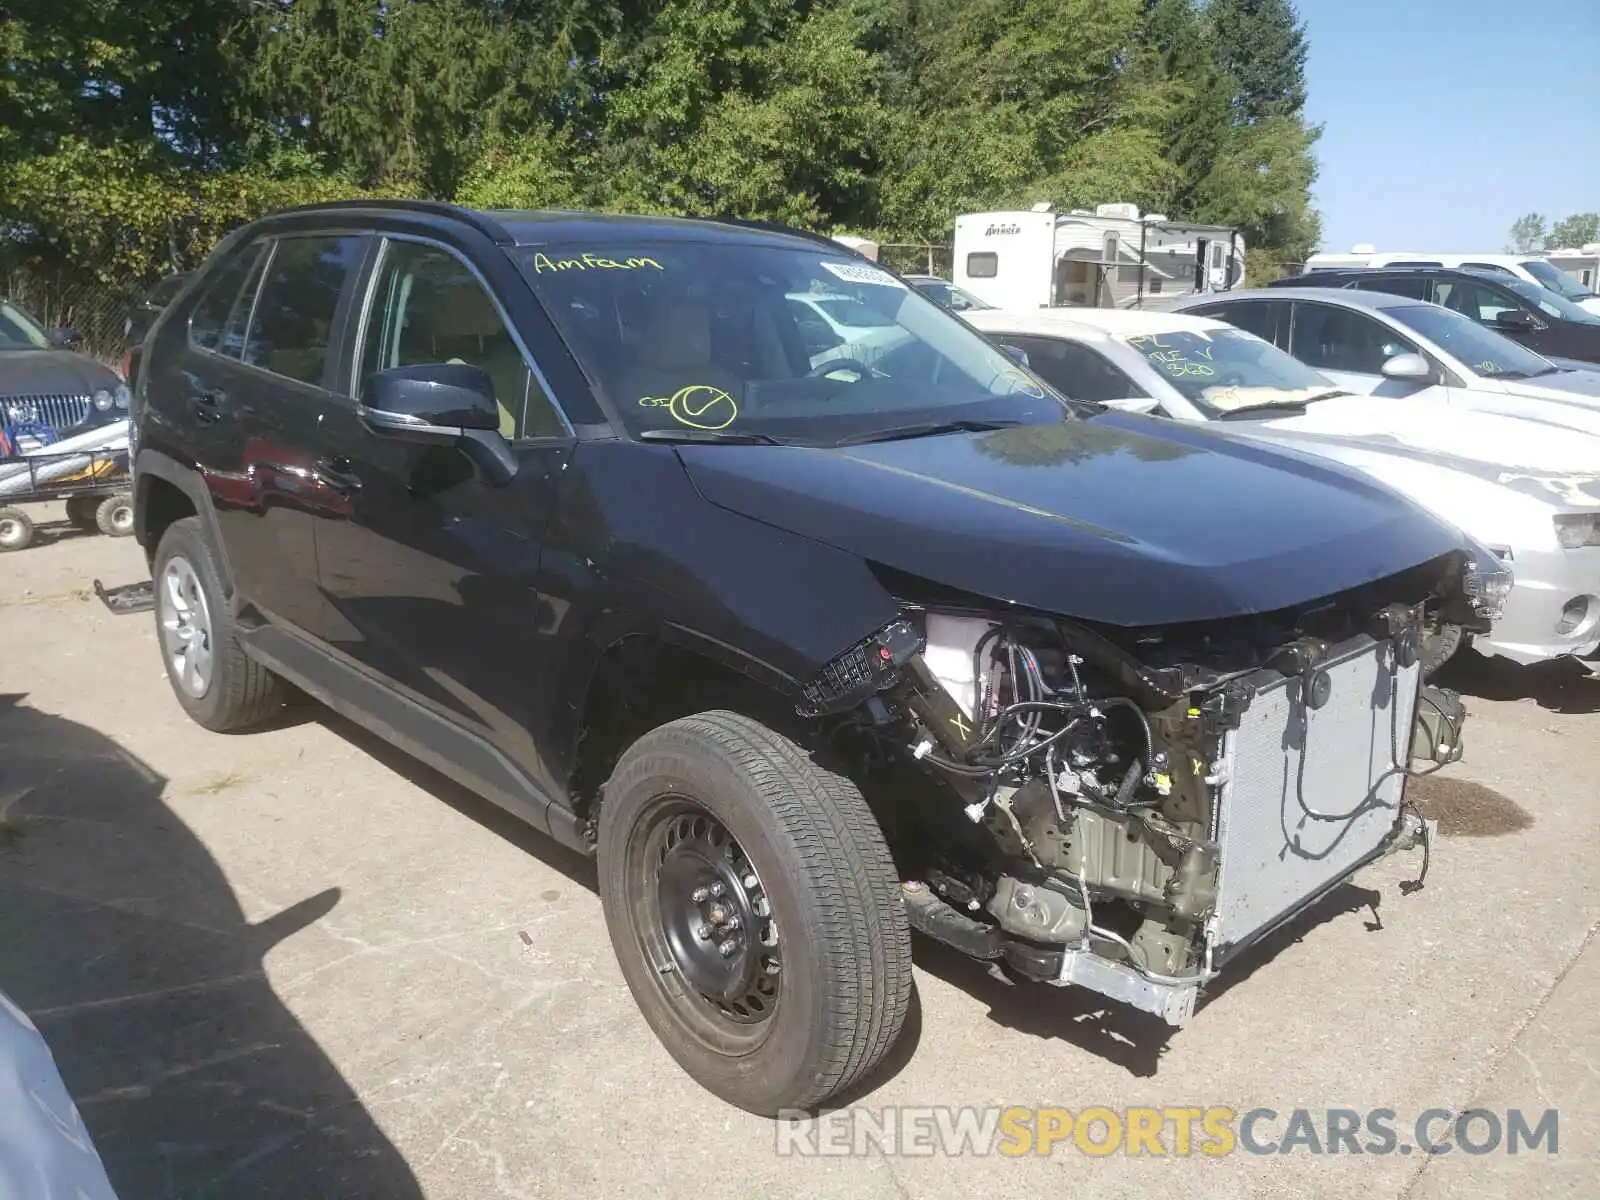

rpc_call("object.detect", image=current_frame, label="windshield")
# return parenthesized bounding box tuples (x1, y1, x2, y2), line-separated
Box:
(517, 242, 1072, 443)
(1520, 258, 1595, 301)
(914, 280, 994, 312)
(1119, 327, 1336, 415)
(0, 300, 50, 350)
(806, 296, 897, 328)
(1387, 304, 1559, 378)
(1496, 274, 1600, 324)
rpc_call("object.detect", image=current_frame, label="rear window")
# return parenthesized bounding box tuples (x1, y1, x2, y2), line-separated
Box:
(243, 235, 366, 385)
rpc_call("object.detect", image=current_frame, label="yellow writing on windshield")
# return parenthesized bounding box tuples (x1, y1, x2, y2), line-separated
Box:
(532, 252, 664, 274)
(639, 385, 739, 430)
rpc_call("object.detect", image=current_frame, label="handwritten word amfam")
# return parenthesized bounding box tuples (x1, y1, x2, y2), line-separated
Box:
(531, 252, 664, 274)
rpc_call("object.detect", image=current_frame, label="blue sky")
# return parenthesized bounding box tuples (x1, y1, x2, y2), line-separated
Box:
(1301, 0, 1600, 253)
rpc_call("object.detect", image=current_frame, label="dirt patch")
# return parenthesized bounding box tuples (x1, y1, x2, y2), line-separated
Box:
(1409, 774, 1533, 837)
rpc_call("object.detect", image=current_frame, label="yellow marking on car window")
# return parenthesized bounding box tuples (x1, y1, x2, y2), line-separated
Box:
(531, 252, 664, 274)
(640, 385, 739, 430)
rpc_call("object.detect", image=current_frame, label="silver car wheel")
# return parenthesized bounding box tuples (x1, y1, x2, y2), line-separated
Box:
(159, 555, 214, 698)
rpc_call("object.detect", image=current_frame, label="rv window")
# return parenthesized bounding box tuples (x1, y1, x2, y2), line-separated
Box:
(1462, 262, 1516, 276)
(967, 252, 999, 279)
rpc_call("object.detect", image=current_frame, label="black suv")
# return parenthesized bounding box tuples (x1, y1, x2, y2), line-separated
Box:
(131, 200, 1490, 1114)
(1273, 266, 1600, 367)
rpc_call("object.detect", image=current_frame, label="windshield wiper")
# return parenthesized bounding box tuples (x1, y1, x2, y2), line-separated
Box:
(832, 419, 1023, 446)
(1213, 388, 1349, 420)
(639, 428, 787, 445)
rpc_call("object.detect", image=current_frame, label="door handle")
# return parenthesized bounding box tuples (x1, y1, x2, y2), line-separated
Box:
(314, 456, 362, 496)
(189, 388, 226, 423)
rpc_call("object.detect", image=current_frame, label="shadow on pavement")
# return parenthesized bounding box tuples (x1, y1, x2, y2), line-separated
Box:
(0, 693, 423, 1199)
(1436, 651, 1600, 714)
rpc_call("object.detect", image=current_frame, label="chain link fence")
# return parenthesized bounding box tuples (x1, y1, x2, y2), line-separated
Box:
(3, 269, 141, 370)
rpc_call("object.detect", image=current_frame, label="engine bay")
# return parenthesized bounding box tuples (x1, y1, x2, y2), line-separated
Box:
(803, 563, 1478, 1024)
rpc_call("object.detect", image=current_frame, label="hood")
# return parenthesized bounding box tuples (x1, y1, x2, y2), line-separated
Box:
(676, 414, 1467, 627)
(1253, 393, 1600, 467)
(0, 348, 120, 397)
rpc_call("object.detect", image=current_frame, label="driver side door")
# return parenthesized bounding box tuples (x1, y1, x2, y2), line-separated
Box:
(1286, 301, 1437, 398)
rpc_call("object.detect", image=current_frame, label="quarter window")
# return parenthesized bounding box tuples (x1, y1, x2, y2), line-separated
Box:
(243, 235, 366, 385)
(190, 244, 267, 357)
(1191, 300, 1284, 347)
(1290, 303, 1420, 374)
(1350, 275, 1430, 301)
(359, 240, 564, 439)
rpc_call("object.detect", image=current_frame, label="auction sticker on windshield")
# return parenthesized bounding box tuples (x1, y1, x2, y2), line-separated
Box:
(820, 261, 906, 288)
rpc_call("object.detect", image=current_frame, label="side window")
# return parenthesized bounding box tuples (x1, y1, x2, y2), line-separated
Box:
(1430, 278, 1518, 323)
(1290, 303, 1419, 374)
(244, 234, 366, 385)
(998, 335, 1148, 404)
(1192, 300, 1283, 347)
(1351, 274, 1430, 301)
(966, 252, 999, 279)
(189, 244, 267, 357)
(359, 240, 565, 440)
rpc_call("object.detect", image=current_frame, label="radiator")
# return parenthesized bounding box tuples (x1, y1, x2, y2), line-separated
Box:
(1211, 634, 1420, 953)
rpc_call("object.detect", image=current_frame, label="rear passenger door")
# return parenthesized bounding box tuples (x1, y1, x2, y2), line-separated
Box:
(208, 231, 371, 634)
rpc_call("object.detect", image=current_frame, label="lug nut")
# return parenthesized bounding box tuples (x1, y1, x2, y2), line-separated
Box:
(709, 882, 725, 898)
(743, 873, 758, 889)
(691, 886, 709, 903)
(696, 923, 712, 939)
(717, 939, 738, 958)
(717, 917, 741, 934)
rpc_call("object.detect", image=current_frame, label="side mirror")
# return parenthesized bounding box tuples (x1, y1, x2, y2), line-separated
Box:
(47, 327, 83, 350)
(1379, 352, 1434, 382)
(1101, 396, 1161, 415)
(360, 362, 517, 487)
(999, 343, 1030, 367)
(1494, 308, 1537, 332)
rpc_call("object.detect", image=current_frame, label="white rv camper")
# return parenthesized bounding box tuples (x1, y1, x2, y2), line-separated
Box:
(951, 203, 1244, 310)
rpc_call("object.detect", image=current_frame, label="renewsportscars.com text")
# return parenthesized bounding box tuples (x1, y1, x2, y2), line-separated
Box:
(775, 1106, 1559, 1158)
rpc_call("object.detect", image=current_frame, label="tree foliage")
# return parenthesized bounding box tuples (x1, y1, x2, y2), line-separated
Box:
(2, 0, 1323, 289)
(1507, 211, 1600, 253)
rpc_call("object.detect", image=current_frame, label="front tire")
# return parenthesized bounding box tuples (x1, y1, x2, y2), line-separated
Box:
(152, 517, 286, 731)
(598, 711, 912, 1115)
(95, 492, 135, 537)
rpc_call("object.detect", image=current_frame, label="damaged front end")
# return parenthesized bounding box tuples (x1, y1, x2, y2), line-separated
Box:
(800, 549, 1504, 1026)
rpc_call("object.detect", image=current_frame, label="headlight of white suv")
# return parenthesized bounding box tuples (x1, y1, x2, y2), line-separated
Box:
(1553, 513, 1600, 550)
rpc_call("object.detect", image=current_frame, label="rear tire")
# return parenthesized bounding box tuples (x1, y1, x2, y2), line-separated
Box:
(598, 710, 912, 1115)
(95, 492, 135, 537)
(152, 516, 286, 731)
(64, 495, 100, 531)
(0, 507, 34, 552)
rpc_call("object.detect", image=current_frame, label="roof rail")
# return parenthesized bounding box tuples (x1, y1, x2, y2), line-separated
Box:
(269, 197, 515, 245)
(700, 215, 873, 260)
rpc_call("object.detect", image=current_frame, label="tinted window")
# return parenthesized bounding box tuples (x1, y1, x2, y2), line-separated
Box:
(1191, 300, 1283, 346)
(1351, 274, 1430, 301)
(515, 242, 1077, 444)
(360, 241, 563, 439)
(998, 335, 1147, 404)
(1290, 303, 1420, 374)
(966, 252, 999, 279)
(1430, 277, 1520, 323)
(190, 245, 266, 356)
(0, 300, 50, 350)
(243, 235, 365, 385)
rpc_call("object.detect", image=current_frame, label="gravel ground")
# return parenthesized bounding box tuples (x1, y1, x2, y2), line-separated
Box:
(1, 511, 1595, 1199)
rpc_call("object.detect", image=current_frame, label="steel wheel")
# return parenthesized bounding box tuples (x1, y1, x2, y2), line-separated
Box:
(159, 554, 214, 698)
(628, 796, 782, 1048)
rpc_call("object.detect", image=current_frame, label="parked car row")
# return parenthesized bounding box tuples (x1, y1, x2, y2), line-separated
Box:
(115, 200, 1506, 1118)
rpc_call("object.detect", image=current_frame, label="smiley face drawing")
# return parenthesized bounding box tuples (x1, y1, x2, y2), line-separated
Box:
(638, 385, 740, 430)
